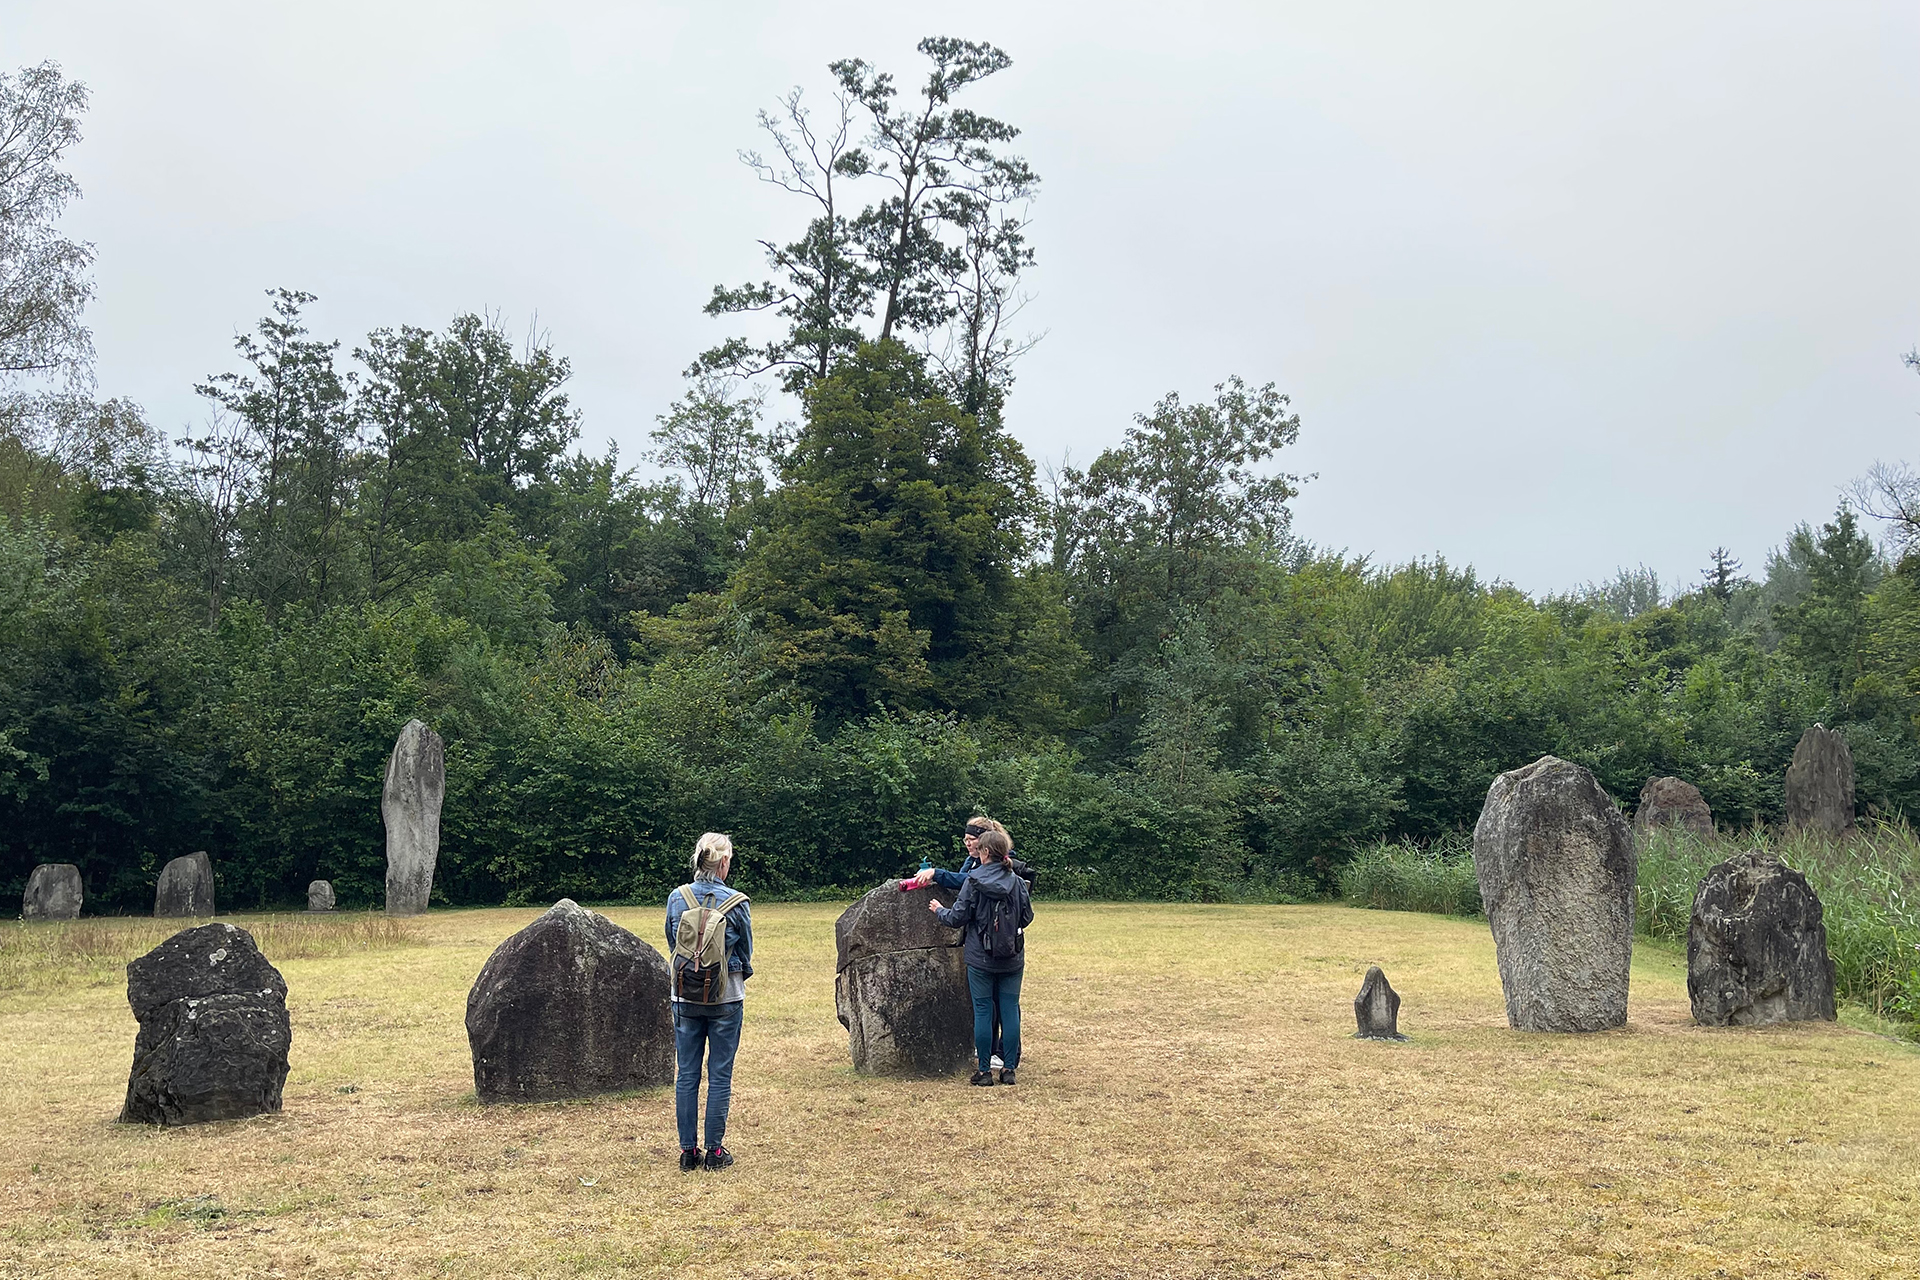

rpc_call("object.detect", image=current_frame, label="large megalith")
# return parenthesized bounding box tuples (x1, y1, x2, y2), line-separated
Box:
(23, 864, 83, 921)
(119, 923, 291, 1126)
(834, 882, 973, 1076)
(1688, 851, 1836, 1026)
(466, 899, 674, 1103)
(1784, 725, 1855, 838)
(1634, 776, 1714, 840)
(307, 880, 335, 912)
(1473, 756, 1637, 1032)
(382, 719, 445, 916)
(154, 852, 215, 918)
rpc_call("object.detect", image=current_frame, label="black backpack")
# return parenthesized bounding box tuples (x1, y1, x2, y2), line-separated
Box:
(981, 879, 1028, 962)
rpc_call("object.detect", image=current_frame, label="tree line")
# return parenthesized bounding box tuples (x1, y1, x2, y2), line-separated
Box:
(2, 49, 1917, 912)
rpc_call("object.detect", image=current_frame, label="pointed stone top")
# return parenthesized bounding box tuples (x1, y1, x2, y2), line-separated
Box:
(549, 898, 584, 915)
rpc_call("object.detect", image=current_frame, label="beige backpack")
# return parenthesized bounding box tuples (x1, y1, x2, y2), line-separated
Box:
(672, 885, 748, 1003)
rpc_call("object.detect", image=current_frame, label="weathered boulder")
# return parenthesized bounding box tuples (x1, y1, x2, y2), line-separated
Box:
(382, 719, 445, 916)
(1688, 851, 1836, 1026)
(23, 864, 83, 921)
(1473, 756, 1637, 1032)
(466, 899, 673, 1103)
(1353, 966, 1407, 1040)
(1634, 776, 1714, 840)
(834, 882, 973, 1076)
(307, 880, 335, 912)
(119, 923, 290, 1126)
(1784, 725, 1855, 837)
(154, 852, 215, 918)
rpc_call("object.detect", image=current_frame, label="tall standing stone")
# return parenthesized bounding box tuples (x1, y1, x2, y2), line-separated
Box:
(119, 923, 291, 1126)
(1784, 725, 1855, 838)
(834, 882, 973, 1076)
(1473, 756, 1637, 1032)
(307, 880, 335, 912)
(1634, 776, 1714, 840)
(153, 852, 215, 918)
(466, 899, 674, 1103)
(1688, 851, 1836, 1026)
(1353, 966, 1407, 1041)
(382, 719, 445, 916)
(23, 864, 83, 921)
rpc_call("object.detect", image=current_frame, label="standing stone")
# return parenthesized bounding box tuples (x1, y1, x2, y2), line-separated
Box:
(119, 923, 291, 1126)
(1353, 966, 1407, 1041)
(834, 882, 973, 1076)
(1634, 776, 1714, 840)
(153, 852, 215, 918)
(307, 880, 335, 912)
(382, 719, 445, 916)
(1473, 756, 1637, 1032)
(1688, 851, 1837, 1026)
(1784, 725, 1855, 838)
(23, 864, 83, 921)
(466, 899, 674, 1103)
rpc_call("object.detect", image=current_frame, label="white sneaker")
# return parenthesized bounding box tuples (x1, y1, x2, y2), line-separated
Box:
(989, 1055, 1004, 1070)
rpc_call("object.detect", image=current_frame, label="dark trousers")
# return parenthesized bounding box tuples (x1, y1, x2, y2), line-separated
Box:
(965, 966, 1022, 1072)
(674, 1001, 743, 1150)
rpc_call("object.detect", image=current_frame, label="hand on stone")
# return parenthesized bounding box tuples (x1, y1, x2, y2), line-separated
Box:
(928, 899, 942, 912)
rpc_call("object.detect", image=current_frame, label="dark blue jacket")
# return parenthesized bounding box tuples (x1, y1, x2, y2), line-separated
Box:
(933, 860, 1033, 973)
(931, 852, 1034, 893)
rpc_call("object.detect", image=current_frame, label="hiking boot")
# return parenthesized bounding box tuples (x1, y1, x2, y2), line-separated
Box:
(969, 1070, 996, 1086)
(678, 1148, 701, 1172)
(998, 1068, 1017, 1086)
(703, 1146, 734, 1170)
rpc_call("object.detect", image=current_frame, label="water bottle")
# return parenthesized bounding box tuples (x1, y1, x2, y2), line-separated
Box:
(918, 854, 934, 873)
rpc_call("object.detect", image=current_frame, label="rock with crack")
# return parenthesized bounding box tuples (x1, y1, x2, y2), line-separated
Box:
(466, 899, 674, 1103)
(119, 923, 290, 1126)
(834, 881, 973, 1076)
(1688, 851, 1836, 1026)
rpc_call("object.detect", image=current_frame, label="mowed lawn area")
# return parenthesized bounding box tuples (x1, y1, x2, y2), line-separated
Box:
(4, 902, 1919, 1279)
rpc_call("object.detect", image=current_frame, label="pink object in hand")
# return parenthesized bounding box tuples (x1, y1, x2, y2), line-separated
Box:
(897, 878, 923, 892)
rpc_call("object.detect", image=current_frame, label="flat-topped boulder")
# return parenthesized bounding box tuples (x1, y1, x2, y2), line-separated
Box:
(1784, 725, 1855, 837)
(466, 899, 673, 1103)
(154, 852, 215, 918)
(307, 880, 335, 912)
(1634, 776, 1714, 840)
(834, 881, 972, 1076)
(1688, 851, 1836, 1026)
(23, 864, 83, 920)
(383, 719, 445, 916)
(1473, 756, 1637, 1032)
(120, 923, 290, 1126)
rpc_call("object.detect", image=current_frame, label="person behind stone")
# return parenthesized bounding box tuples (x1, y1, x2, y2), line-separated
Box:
(665, 832, 754, 1171)
(912, 816, 1034, 1068)
(929, 828, 1033, 1086)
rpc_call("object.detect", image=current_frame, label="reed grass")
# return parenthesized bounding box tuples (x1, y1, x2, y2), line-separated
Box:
(1338, 831, 1483, 916)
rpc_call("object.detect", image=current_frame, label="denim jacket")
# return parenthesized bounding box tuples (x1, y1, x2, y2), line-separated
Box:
(665, 872, 753, 1005)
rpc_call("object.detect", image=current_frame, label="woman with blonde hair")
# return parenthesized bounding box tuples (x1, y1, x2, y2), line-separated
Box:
(665, 832, 753, 1170)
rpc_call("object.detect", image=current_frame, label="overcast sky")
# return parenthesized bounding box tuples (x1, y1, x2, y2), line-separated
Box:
(7, 1, 1918, 594)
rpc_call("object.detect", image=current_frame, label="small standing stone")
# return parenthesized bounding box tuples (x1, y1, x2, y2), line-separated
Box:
(119, 923, 291, 1126)
(1688, 851, 1837, 1026)
(23, 864, 83, 920)
(1784, 725, 1855, 837)
(833, 881, 973, 1076)
(307, 880, 335, 912)
(1353, 966, 1407, 1040)
(382, 719, 445, 916)
(466, 899, 674, 1103)
(1473, 756, 1637, 1032)
(153, 852, 215, 918)
(1634, 776, 1714, 840)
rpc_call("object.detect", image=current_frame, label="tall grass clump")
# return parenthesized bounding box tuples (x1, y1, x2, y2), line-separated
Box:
(1637, 821, 1920, 1027)
(1339, 834, 1482, 916)
(0, 912, 420, 994)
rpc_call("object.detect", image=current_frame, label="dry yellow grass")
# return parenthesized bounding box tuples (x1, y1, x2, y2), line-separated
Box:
(2, 902, 1918, 1279)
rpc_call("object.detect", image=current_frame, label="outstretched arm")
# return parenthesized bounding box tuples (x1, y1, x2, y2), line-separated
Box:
(931, 880, 975, 928)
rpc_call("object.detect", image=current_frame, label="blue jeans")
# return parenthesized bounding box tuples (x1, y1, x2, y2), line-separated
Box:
(674, 1002, 743, 1150)
(966, 966, 1022, 1072)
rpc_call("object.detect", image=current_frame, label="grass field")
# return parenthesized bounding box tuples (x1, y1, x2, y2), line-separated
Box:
(4, 903, 1919, 1279)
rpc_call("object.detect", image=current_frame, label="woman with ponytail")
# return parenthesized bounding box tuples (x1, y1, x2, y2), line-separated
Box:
(929, 828, 1033, 1086)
